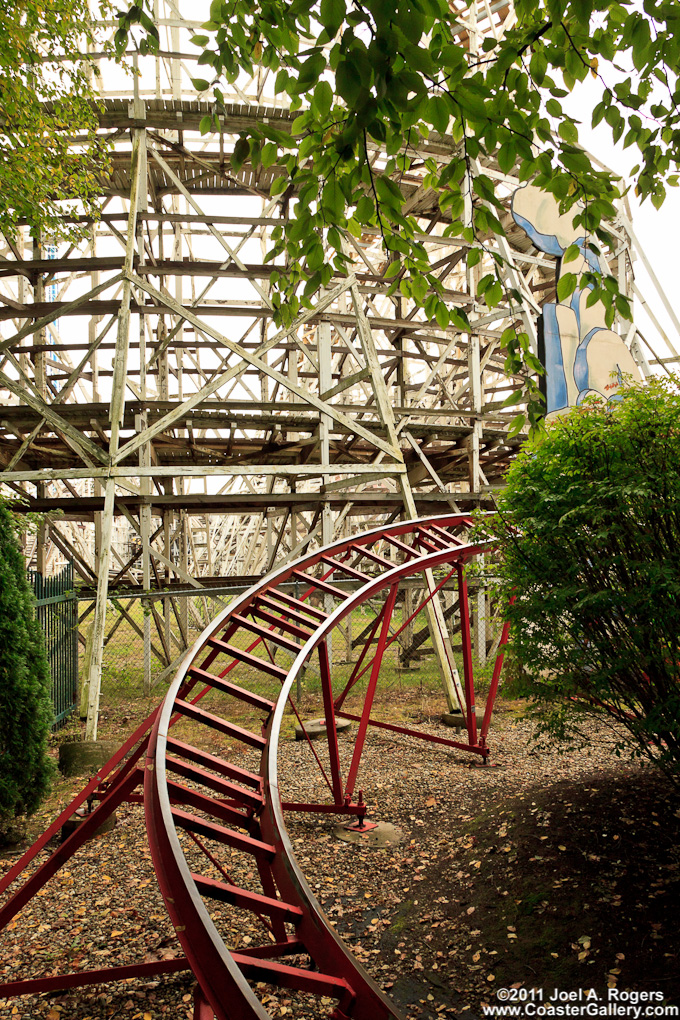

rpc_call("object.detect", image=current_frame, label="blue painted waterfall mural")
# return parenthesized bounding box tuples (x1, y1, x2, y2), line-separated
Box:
(511, 185, 641, 417)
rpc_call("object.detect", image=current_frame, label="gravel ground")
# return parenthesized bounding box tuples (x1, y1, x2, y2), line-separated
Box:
(1, 706, 677, 1020)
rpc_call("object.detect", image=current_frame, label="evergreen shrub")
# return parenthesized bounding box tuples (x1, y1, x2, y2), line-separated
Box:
(0, 503, 54, 840)
(476, 378, 680, 778)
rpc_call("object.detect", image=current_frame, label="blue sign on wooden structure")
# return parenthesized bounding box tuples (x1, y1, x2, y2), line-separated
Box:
(511, 184, 641, 417)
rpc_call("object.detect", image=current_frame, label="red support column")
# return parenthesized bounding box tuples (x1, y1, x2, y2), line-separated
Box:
(457, 562, 478, 746)
(333, 605, 385, 711)
(317, 638, 344, 805)
(480, 601, 514, 744)
(0, 767, 142, 935)
(193, 985, 216, 1020)
(344, 584, 399, 801)
(0, 708, 158, 900)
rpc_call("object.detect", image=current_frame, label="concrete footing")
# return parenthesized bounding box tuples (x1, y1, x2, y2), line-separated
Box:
(441, 711, 484, 732)
(61, 807, 117, 843)
(333, 820, 404, 849)
(295, 717, 352, 741)
(58, 740, 120, 777)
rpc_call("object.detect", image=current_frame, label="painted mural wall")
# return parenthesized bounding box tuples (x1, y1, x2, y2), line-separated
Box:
(511, 185, 641, 418)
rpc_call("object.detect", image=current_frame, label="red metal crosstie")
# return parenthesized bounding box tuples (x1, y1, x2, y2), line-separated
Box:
(0, 514, 510, 1019)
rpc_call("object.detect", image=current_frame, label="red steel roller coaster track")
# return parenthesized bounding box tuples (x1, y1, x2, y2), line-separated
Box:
(0, 513, 510, 1019)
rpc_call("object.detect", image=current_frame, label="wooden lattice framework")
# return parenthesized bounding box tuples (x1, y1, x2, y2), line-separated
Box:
(0, 1, 658, 733)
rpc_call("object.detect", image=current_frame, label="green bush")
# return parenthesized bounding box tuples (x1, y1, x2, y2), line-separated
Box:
(0, 503, 54, 835)
(475, 377, 680, 777)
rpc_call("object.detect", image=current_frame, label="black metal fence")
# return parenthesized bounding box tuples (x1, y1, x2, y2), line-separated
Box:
(31, 563, 78, 728)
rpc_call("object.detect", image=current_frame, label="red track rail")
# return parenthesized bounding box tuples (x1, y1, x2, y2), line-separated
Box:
(0, 514, 510, 1020)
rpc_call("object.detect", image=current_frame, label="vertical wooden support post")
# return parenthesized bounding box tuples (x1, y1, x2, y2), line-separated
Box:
(180, 510, 189, 639)
(319, 321, 334, 661)
(85, 479, 116, 741)
(32, 233, 48, 578)
(110, 130, 142, 452)
(32, 234, 47, 399)
(344, 609, 353, 662)
(163, 509, 172, 659)
(93, 487, 102, 574)
(16, 229, 28, 380)
(152, 0, 161, 97)
(89, 222, 101, 403)
(36, 484, 48, 577)
(205, 514, 213, 576)
(136, 140, 152, 695)
(318, 320, 332, 477)
(468, 334, 482, 494)
(343, 517, 353, 662)
(468, 0, 479, 54)
(267, 514, 275, 571)
(174, 213, 184, 399)
(321, 503, 333, 548)
(290, 483, 298, 562)
(266, 513, 274, 568)
(322, 502, 334, 665)
(468, 425, 481, 494)
(85, 127, 143, 741)
(138, 415, 152, 694)
(288, 326, 299, 401)
(347, 280, 463, 713)
(90, 223, 103, 628)
(172, 197, 183, 619)
(170, 21, 181, 100)
(402, 585, 414, 666)
(260, 319, 270, 406)
(142, 570, 152, 695)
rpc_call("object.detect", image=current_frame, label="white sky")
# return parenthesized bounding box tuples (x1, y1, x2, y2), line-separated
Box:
(568, 74, 680, 371)
(42, 7, 680, 384)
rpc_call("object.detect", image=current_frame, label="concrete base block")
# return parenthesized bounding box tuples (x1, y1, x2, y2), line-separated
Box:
(441, 711, 484, 732)
(58, 740, 120, 777)
(333, 820, 404, 849)
(61, 807, 117, 843)
(294, 717, 352, 741)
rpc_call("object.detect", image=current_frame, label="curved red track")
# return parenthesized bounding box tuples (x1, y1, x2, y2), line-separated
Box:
(0, 514, 509, 1020)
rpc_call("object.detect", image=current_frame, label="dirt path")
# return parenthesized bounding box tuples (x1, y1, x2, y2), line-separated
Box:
(1, 707, 678, 1019)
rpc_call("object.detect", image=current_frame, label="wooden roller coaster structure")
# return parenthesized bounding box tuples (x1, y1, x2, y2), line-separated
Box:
(0, 513, 510, 1020)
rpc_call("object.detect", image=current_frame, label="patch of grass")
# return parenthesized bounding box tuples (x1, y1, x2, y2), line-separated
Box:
(389, 898, 415, 933)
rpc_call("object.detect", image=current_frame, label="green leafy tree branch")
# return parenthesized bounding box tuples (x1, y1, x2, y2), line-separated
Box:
(0, 1, 122, 243)
(118, 0, 680, 424)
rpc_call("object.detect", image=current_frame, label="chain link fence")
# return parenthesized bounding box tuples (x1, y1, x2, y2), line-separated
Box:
(77, 590, 232, 702)
(77, 579, 505, 709)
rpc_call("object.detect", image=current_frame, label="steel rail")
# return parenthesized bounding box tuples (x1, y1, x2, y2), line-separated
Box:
(0, 513, 508, 1020)
(145, 513, 504, 1019)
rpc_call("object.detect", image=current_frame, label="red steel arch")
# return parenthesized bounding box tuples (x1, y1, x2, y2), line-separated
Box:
(0, 514, 510, 1020)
